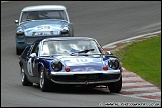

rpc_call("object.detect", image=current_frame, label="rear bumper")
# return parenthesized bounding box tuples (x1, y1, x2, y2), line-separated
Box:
(49, 70, 122, 85)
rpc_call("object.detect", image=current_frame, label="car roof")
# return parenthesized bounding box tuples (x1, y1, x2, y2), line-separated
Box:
(22, 5, 66, 12)
(34, 37, 95, 43)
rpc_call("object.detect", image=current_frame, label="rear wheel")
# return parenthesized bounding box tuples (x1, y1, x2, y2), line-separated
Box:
(21, 67, 33, 86)
(107, 75, 122, 93)
(39, 66, 53, 92)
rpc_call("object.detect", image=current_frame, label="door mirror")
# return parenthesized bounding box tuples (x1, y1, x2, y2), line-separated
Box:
(30, 53, 36, 57)
(106, 51, 113, 55)
(15, 20, 19, 25)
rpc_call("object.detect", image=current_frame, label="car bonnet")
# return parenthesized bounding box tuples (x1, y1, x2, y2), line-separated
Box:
(55, 56, 105, 72)
(21, 20, 68, 36)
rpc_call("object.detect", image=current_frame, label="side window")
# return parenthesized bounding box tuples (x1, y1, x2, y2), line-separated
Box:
(20, 12, 28, 23)
(22, 46, 31, 56)
(31, 43, 39, 56)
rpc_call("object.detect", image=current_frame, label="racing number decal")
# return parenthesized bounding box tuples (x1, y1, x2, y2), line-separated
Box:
(76, 58, 88, 62)
(71, 58, 93, 63)
(27, 58, 33, 76)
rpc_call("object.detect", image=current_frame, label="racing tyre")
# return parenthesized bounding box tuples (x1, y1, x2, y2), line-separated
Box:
(107, 75, 122, 93)
(39, 66, 53, 92)
(21, 67, 33, 86)
(16, 47, 22, 55)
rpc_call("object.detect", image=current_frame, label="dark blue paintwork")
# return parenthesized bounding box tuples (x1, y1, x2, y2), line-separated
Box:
(19, 37, 122, 92)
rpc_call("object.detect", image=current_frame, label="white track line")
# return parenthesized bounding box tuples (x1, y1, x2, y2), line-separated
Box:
(132, 92, 161, 96)
(103, 31, 161, 48)
(122, 82, 155, 87)
(122, 77, 145, 81)
(121, 87, 159, 91)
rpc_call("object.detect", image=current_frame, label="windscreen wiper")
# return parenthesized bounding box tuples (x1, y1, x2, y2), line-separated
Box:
(70, 49, 94, 56)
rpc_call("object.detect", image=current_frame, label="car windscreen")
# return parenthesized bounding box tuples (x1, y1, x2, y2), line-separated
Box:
(40, 40, 102, 56)
(20, 10, 68, 23)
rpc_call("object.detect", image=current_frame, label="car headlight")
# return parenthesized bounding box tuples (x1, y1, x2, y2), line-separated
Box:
(61, 27, 69, 36)
(16, 32, 24, 38)
(51, 61, 62, 71)
(108, 58, 119, 69)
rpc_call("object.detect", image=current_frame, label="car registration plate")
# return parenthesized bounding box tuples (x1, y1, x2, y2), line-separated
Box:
(74, 73, 102, 80)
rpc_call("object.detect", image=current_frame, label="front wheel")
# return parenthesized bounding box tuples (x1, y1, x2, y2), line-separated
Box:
(20, 67, 33, 86)
(39, 66, 53, 92)
(107, 75, 122, 93)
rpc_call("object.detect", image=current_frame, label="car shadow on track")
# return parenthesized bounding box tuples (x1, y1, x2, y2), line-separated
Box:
(32, 84, 114, 95)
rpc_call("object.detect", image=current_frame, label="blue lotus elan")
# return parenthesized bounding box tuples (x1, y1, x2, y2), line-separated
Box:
(19, 37, 122, 92)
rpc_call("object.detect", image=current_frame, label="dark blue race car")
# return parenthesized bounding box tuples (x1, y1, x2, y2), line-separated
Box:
(19, 37, 122, 92)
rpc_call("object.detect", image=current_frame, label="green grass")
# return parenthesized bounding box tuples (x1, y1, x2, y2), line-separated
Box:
(114, 36, 161, 89)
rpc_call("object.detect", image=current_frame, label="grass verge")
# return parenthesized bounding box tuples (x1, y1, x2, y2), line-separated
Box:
(114, 35, 161, 89)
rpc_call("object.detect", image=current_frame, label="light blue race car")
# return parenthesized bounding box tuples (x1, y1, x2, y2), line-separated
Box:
(15, 5, 74, 55)
(19, 37, 122, 92)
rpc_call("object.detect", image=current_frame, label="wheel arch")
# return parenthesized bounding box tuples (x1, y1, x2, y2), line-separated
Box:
(38, 62, 45, 74)
(19, 60, 23, 68)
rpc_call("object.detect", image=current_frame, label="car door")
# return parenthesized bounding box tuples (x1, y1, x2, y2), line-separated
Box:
(27, 42, 39, 78)
(21, 45, 32, 76)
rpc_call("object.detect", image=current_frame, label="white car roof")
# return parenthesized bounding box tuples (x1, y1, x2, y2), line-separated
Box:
(22, 5, 67, 12)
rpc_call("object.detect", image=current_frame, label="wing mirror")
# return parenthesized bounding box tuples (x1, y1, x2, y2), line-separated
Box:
(15, 20, 19, 26)
(30, 53, 36, 57)
(105, 51, 113, 55)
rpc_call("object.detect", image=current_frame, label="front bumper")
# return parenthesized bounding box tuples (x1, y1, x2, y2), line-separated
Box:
(48, 70, 122, 85)
(16, 35, 60, 50)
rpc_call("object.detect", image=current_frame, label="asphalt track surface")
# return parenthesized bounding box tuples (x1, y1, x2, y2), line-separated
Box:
(1, 1, 161, 107)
